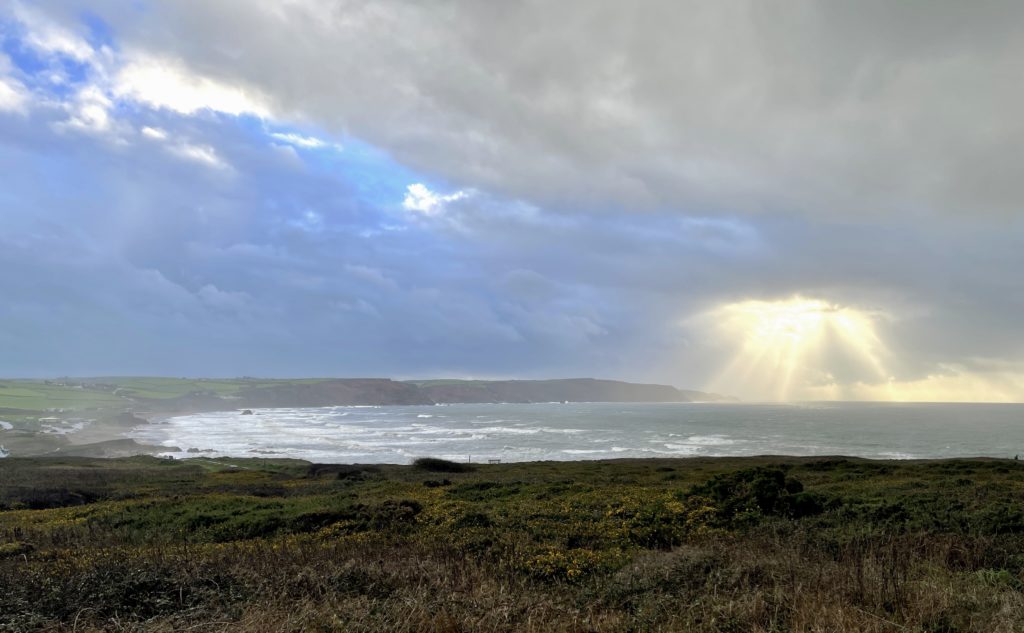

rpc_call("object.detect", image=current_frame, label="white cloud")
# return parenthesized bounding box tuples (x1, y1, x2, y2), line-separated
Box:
(140, 126, 168, 140)
(269, 131, 335, 150)
(56, 85, 115, 135)
(168, 142, 230, 171)
(402, 183, 468, 216)
(269, 142, 302, 166)
(11, 2, 95, 63)
(113, 53, 271, 117)
(0, 77, 28, 114)
(144, 128, 231, 172)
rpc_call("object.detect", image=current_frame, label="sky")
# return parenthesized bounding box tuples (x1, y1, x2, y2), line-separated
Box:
(1, 1, 1024, 402)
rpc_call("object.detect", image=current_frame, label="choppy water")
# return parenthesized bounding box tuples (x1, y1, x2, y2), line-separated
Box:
(130, 402, 1024, 464)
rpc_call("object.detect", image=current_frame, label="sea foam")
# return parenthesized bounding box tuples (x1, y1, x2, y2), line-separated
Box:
(128, 401, 1024, 464)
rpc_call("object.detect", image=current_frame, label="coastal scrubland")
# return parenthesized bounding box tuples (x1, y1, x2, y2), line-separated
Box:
(2, 455, 1024, 631)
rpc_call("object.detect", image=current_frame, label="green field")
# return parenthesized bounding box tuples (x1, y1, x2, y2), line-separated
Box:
(0, 377, 327, 430)
(3, 455, 1024, 631)
(0, 377, 328, 410)
(0, 381, 125, 411)
(98, 377, 327, 400)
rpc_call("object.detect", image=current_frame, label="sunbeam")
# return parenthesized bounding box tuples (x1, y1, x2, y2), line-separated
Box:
(706, 297, 892, 401)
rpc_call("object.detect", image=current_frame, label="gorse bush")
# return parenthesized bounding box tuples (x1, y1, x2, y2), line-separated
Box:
(685, 466, 835, 524)
(412, 457, 474, 473)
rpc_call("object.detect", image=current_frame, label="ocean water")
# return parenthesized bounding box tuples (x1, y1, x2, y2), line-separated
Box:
(129, 402, 1024, 464)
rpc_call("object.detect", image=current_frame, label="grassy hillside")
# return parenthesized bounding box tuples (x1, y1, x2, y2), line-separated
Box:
(2, 455, 1024, 631)
(92, 377, 324, 400)
(0, 378, 294, 423)
(0, 380, 125, 412)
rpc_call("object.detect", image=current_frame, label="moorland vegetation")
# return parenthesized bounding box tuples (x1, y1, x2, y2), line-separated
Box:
(2, 455, 1024, 631)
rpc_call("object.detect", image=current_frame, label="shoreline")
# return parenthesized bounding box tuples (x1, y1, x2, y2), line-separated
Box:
(0, 411, 176, 459)
(7, 400, 1024, 463)
(88, 403, 1024, 465)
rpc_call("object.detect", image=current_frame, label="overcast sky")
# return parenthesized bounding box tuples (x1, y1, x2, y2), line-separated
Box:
(2, 1, 1023, 401)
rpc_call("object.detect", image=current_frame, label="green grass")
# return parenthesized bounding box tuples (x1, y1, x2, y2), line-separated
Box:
(3, 455, 1024, 630)
(0, 377, 334, 415)
(99, 377, 327, 399)
(0, 381, 125, 411)
(403, 379, 496, 386)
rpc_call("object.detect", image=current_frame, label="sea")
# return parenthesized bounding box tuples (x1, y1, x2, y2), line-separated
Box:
(128, 401, 1024, 464)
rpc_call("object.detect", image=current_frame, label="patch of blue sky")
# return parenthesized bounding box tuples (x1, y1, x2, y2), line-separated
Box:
(236, 119, 391, 212)
(2, 18, 450, 246)
(187, 118, 408, 240)
(2, 6, 443, 237)
(308, 136, 421, 211)
(210, 112, 272, 140)
(254, 118, 434, 217)
(79, 11, 116, 52)
(1, 24, 93, 95)
(1, 20, 47, 73)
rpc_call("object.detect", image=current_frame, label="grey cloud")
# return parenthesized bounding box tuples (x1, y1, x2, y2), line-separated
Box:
(42, 0, 1024, 219)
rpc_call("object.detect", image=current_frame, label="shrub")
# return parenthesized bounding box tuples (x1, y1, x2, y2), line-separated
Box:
(0, 541, 33, 559)
(684, 467, 832, 526)
(305, 464, 381, 480)
(522, 547, 628, 582)
(452, 511, 493, 529)
(7, 488, 100, 510)
(448, 481, 520, 501)
(412, 457, 474, 473)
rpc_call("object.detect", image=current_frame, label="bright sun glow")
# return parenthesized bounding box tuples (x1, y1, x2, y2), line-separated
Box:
(707, 297, 891, 401)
